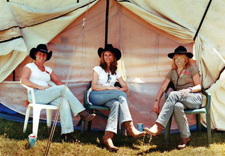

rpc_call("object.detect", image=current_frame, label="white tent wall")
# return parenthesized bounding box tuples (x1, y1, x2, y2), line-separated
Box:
(1, 0, 225, 131)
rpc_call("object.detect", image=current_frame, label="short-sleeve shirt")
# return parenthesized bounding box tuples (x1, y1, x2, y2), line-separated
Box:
(166, 65, 198, 91)
(87, 66, 122, 103)
(25, 63, 52, 87)
(93, 66, 122, 87)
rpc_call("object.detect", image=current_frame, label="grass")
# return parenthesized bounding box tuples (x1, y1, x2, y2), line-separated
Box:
(0, 118, 225, 156)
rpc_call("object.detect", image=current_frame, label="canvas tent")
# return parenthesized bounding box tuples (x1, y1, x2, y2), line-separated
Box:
(1, 0, 225, 132)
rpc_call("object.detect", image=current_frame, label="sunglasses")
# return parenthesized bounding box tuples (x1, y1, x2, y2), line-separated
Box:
(106, 73, 112, 83)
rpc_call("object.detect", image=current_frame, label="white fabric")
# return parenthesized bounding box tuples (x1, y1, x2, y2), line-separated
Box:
(1, 0, 225, 131)
(93, 66, 121, 87)
(25, 63, 52, 87)
(87, 66, 122, 104)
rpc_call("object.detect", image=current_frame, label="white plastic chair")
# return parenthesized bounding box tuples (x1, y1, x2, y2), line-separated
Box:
(20, 80, 59, 136)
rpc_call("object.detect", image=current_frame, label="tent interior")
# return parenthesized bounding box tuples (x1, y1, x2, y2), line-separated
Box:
(1, 0, 225, 132)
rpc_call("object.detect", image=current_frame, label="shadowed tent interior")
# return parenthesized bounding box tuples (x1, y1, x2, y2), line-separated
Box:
(1, 0, 225, 132)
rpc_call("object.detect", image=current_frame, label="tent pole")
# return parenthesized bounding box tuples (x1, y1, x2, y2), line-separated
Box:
(193, 0, 212, 41)
(13, 70, 15, 81)
(105, 0, 109, 47)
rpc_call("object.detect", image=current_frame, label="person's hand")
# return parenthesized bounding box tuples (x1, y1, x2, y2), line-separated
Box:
(37, 86, 50, 90)
(180, 88, 191, 97)
(152, 101, 160, 115)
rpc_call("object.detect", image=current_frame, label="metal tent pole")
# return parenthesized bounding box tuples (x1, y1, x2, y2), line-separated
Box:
(193, 0, 212, 41)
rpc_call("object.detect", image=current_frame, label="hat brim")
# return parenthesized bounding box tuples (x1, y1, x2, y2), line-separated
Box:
(29, 48, 52, 61)
(168, 52, 193, 59)
(98, 47, 121, 61)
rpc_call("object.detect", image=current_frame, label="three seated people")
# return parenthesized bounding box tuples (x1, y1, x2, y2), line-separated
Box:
(21, 44, 203, 150)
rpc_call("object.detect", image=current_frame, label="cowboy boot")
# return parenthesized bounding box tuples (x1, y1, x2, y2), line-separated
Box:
(144, 122, 163, 136)
(178, 137, 190, 149)
(123, 121, 146, 138)
(79, 111, 96, 122)
(101, 131, 118, 152)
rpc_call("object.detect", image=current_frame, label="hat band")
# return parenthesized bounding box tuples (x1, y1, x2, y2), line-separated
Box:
(39, 49, 48, 52)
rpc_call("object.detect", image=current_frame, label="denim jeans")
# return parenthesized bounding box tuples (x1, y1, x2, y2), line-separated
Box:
(156, 91, 203, 138)
(28, 85, 85, 134)
(89, 90, 132, 133)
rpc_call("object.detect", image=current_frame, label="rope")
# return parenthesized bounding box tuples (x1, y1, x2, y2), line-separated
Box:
(44, 1, 91, 155)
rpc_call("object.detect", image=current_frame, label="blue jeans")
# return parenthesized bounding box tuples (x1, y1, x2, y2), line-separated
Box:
(156, 91, 203, 138)
(89, 90, 132, 133)
(28, 85, 85, 134)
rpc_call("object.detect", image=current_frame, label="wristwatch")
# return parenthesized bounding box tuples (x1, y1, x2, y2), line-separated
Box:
(155, 99, 158, 101)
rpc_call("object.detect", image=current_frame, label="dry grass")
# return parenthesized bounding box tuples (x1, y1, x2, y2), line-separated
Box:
(0, 118, 225, 156)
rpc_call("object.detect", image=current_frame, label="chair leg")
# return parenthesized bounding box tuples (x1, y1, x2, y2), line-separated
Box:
(23, 105, 32, 133)
(206, 112, 211, 145)
(81, 120, 86, 136)
(196, 114, 201, 135)
(121, 123, 125, 137)
(46, 109, 53, 128)
(117, 110, 120, 134)
(164, 116, 172, 143)
(87, 109, 93, 132)
(32, 107, 42, 136)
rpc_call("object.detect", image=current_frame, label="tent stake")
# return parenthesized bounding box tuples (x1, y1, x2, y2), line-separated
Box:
(193, 0, 212, 41)
(105, 0, 109, 47)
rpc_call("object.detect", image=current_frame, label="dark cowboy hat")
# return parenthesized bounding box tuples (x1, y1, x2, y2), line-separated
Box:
(168, 46, 193, 59)
(98, 44, 121, 61)
(29, 44, 52, 61)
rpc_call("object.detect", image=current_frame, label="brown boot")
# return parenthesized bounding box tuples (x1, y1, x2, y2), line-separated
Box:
(102, 131, 118, 152)
(178, 137, 190, 149)
(143, 122, 163, 136)
(79, 111, 96, 122)
(124, 121, 146, 138)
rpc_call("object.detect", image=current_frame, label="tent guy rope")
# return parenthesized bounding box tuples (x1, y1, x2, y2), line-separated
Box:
(44, 1, 92, 155)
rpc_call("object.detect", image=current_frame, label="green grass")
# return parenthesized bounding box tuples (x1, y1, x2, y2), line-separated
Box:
(0, 117, 225, 156)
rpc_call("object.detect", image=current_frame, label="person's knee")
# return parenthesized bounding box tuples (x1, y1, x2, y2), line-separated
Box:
(61, 99, 70, 109)
(174, 103, 184, 113)
(58, 85, 70, 92)
(120, 91, 127, 98)
(111, 101, 120, 109)
(168, 91, 180, 100)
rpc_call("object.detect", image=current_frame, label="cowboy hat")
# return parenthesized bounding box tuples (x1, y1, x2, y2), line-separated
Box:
(30, 44, 52, 61)
(98, 44, 121, 61)
(168, 46, 193, 59)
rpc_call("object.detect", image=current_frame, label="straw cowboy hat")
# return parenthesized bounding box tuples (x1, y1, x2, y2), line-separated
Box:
(30, 44, 52, 61)
(98, 44, 121, 61)
(168, 46, 193, 59)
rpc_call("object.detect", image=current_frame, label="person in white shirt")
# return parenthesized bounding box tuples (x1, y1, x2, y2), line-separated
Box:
(89, 44, 146, 152)
(21, 44, 95, 142)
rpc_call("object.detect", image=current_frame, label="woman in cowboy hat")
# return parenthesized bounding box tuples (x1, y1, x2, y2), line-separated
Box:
(88, 44, 146, 152)
(144, 46, 203, 149)
(21, 44, 96, 142)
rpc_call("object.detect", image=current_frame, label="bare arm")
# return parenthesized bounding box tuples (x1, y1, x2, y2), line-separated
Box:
(152, 78, 170, 115)
(191, 73, 201, 92)
(117, 76, 128, 92)
(50, 71, 63, 85)
(91, 70, 120, 91)
(21, 67, 49, 90)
